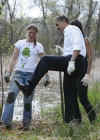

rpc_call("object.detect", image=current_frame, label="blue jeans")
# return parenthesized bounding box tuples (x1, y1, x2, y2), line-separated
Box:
(1, 71, 34, 126)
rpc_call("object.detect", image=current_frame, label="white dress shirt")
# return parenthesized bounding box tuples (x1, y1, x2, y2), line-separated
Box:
(63, 25, 86, 57)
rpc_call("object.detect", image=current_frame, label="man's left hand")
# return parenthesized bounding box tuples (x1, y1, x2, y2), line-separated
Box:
(81, 74, 90, 87)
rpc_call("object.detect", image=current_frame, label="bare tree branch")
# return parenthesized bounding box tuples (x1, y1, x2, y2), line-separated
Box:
(84, 0, 97, 36)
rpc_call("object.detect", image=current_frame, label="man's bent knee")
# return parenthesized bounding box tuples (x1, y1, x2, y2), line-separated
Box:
(42, 56, 48, 62)
(6, 92, 15, 104)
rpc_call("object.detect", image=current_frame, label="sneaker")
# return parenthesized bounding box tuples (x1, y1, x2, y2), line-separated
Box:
(88, 110, 96, 124)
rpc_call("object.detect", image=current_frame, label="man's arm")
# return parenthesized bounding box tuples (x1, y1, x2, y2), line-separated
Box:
(8, 47, 19, 73)
(67, 29, 82, 75)
(81, 39, 92, 86)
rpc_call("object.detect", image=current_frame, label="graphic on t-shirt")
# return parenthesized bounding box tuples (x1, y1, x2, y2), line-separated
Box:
(22, 47, 30, 57)
(21, 47, 30, 68)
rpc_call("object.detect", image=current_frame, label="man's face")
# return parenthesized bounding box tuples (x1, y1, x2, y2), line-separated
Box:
(27, 28, 37, 41)
(56, 21, 65, 32)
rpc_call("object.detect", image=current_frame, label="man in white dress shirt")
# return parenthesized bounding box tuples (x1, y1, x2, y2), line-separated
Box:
(16, 16, 86, 124)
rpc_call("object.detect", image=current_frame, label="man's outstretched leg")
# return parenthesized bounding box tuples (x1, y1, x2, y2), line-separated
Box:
(15, 55, 68, 95)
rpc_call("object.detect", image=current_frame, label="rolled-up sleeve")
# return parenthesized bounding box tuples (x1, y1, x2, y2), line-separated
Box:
(71, 29, 82, 51)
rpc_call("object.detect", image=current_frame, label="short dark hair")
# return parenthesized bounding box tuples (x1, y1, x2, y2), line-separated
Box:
(71, 20, 85, 37)
(56, 16, 69, 23)
(26, 24, 38, 32)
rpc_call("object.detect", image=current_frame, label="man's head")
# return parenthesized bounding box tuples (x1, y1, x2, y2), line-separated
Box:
(26, 24, 38, 42)
(56, 16, 69, 31)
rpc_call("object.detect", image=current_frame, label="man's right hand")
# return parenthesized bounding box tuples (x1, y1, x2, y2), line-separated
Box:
(67, 60, 75, 75)
(4, 71, 11, 83)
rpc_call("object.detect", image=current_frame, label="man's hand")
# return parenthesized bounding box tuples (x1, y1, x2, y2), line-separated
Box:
(43, 74, 50, 87)
(81, 74, 90, 87)
(4, 71, 11, 83)
(67, 61, 75, 75)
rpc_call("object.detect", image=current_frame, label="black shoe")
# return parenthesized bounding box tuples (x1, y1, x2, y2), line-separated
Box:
(70, 119, 81, 125)
(88, 110, 96, 124)
(15, 79, 33, 97)
(64, 119, 81, 125)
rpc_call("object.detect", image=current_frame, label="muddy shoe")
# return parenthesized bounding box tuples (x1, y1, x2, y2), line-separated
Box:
(18, 124, 29, 131)
(88, 110, 96, 124)
(6, 124, 12, 130)
(0, 124, 12, 130)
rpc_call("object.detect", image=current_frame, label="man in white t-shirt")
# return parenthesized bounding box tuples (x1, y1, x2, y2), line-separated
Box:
(1, 24, 44, 130)
(16, 16, 86, 124)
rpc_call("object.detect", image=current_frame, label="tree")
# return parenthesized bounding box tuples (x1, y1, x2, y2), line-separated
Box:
(0, 0, 7, 15)
(95, 8, 100, 51)
(6, 0, 17, 44)
(84, 0, 97, 36)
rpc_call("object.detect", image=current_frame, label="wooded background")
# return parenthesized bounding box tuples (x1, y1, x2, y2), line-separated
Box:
(0, 0, 100, 55)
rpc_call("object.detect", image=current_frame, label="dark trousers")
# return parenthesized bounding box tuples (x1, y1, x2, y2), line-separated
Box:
(63, 73, 82, 122)
(78, 59, 96, 122)
(31, 55, 85, 123)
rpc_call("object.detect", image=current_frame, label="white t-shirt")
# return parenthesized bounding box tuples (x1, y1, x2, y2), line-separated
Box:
(14, 39, 44, 73)
(63, 25, 86, 57)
